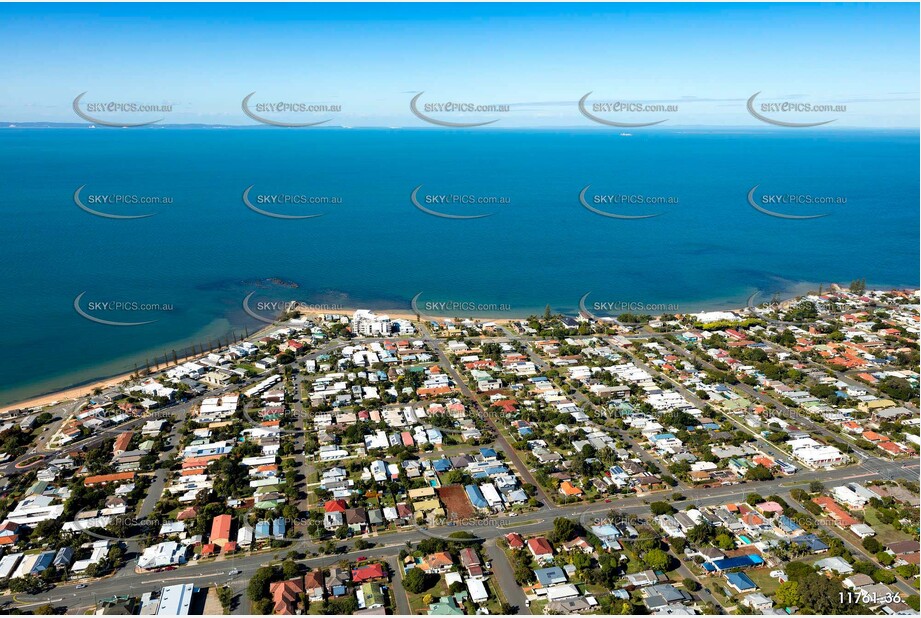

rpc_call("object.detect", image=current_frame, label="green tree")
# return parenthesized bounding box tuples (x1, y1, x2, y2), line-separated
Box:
(281, 560, 300, 580)
(448, 581, 466, 594)
(548, 517, 580, 543)
(775, 581, 800, 607)
(248, 566, 275, 602)
(878, 377, 914, 401)
(642, 548, 671, 571)
(217, 586, 234, 614)
(861, 537, 882, 554)
(403, 567, 433, 594)
(571, 551, 592, 571)
(514, 564, 535, 585)
(649, 502, 675, 516)
(325, 597, 358, 614)
(873, 569, 896, 585)
(687, 523, 715, 546)
(8, 575, 45, 594)
(440, 469, 467, 485)
(715, 534, 735, 550)
(745, 464, 774, 481)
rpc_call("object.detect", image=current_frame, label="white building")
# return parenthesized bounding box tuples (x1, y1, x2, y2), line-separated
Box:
(467, 578, 489, 603)
(352, 310, 393, 336)
(137, 542, 188, 570)
(787, 438, 848, 467)
(0, 553, 22, 580)
(130, 380, 176, 400)
(156, 584, 196, 616)
(4, 495, 65, 526)
(832, 485, 868, 508)
(72, 540, 111, 573)
(480, 483, 504, 510)
(198, 395, 239, 421)
(370, 460, 388, 482)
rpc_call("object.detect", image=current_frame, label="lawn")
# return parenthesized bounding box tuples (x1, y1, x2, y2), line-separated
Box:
(863, 508, 914, 546)
(528, 598, 549, 614)
(702, 578, 736, 610)
(747, 567, 782, 597)
(480, 578, 509, 614)
(405, 574, 450, 614)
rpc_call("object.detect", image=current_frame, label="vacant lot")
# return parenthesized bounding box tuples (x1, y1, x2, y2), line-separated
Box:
(863, 507, 914, 545)
(438, 484, 475, 520)
(747, 567, 782, 596)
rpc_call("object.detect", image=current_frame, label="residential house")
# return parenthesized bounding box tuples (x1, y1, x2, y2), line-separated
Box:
(527, 537, 554, 564)
(303, 571, 325, 603)
(269, 577, 304, 615)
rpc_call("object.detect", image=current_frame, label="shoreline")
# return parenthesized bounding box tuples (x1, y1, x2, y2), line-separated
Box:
(0, 321, 280, 415)
(4, 284, 913, 414)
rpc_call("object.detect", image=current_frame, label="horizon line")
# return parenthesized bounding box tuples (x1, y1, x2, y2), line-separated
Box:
(3, 122, 919, 131)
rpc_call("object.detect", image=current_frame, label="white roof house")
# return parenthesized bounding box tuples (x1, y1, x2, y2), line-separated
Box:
(156, 584, 195, 616)
(137, 542, 188, 570)
(480, 483, 504, 509)
(4, 495, 65, 526)
(0, 553, 23, 579)
(466, 578, 489, 603)
(787, 438, 848, 467)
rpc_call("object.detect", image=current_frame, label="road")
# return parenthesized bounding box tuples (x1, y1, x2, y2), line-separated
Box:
(418, 321, 553, 507)
(1, 461, 903, 612)
(782, 491, 918, 599)
(485, 539, 530, 614)
(671, 554, 724, 613)
(2, 321, 917, 614)
(384, 555, 412, 615)
(656, 337, 887, 463)
(618, 339, 794, 464)
(513, 331, 690, 490)
(0, 398, 86, 475)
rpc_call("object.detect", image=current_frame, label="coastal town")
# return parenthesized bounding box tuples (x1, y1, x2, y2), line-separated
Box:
(0, 285, 918, 616)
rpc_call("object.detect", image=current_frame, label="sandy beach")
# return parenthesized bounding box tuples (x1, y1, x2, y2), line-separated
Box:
(294, 305, 522, 324)
(0, 307, 520, 414)
(2, 290, 812, 416)
(0, 368, 139, 414)
(0, 347, 215, 415)
(0, 321, 283, 415)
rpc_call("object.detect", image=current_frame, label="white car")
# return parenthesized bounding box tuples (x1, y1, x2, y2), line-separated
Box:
(769, 570, 786, 579)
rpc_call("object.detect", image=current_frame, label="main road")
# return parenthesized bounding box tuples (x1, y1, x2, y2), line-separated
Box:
(1, 461, 905, 613)
(3, 321, 916, 613)
(417, 321, 553, 507)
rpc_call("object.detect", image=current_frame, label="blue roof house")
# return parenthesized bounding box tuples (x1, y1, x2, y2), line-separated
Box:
(725, 572, 757, 593)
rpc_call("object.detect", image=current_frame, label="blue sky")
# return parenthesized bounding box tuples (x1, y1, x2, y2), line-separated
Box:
(1, 3, 918, 127)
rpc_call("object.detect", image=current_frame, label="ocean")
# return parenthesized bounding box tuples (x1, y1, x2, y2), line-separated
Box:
(0, 127, 917, 405)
